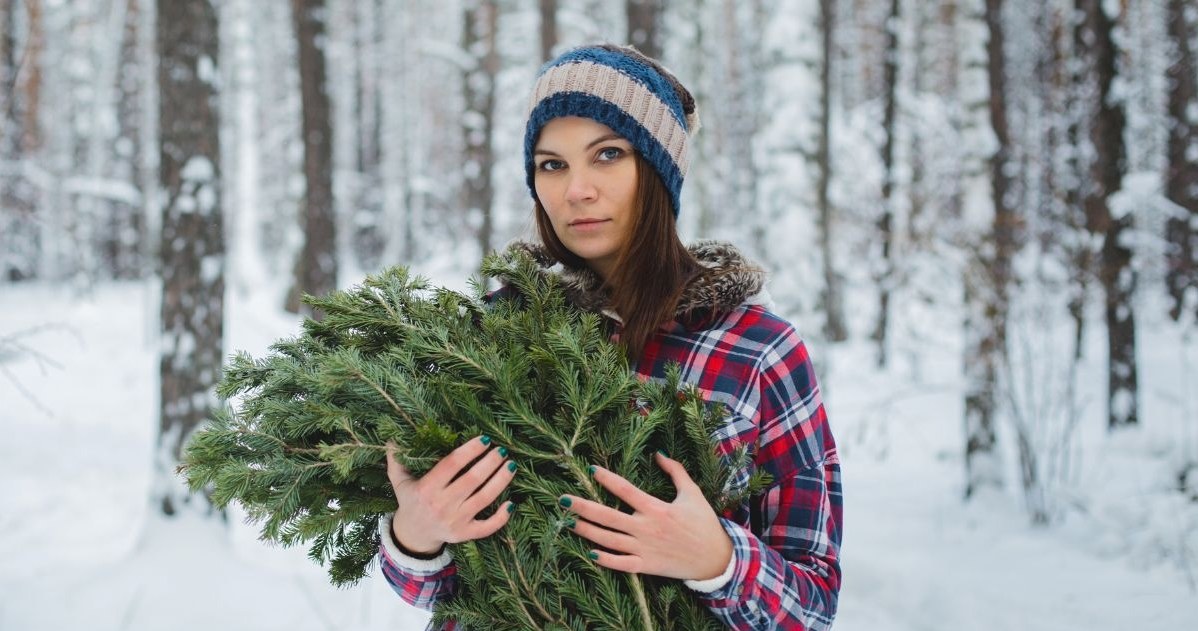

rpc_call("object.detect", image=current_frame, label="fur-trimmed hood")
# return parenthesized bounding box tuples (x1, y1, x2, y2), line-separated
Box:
(500, 240, 770, 326)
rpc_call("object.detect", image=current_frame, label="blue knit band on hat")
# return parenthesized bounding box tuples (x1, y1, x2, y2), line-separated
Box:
(524, 45, 695, 217)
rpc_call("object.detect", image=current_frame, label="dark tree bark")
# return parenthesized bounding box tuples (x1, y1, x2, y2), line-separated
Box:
(1165, 0, 1198, 321)
(539, 0, 557, 63)
(872, 0, 900, 368)
(461, 0, 498, 264)
(1, 0, 41, 281)
(286, 0, 337, 317)
(626, 0, 663, 59)
(156, 0, 224, 515)
(111, 0, 146, 280)
(1077, 0, 1137, 428)
(818, 0, 847, 342)
(964, 0, 1017, 500)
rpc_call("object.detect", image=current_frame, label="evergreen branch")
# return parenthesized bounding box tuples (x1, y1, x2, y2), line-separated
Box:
(502, 534, 563, 625)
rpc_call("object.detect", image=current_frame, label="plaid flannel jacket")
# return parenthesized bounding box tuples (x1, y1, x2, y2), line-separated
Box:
(380, 246, 842, 629)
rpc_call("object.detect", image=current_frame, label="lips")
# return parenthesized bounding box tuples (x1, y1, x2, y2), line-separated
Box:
(569, 218, 610, 226)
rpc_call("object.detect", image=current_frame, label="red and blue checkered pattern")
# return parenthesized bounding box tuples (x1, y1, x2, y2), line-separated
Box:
(380, 303, 842, 630)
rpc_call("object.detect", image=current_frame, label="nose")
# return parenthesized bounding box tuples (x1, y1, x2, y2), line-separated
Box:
(564, 168, 598, 203)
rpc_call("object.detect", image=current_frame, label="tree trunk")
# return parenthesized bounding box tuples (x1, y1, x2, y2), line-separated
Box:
(959, 0, 1002, 498)
(872, 0, 900, 368)
(539, 0, 557, 63)
(965, 0, 1018, 500)
(1165, 0, 1198, 321)
(0, 0, 38, 281)
(286, 0, 337, 317)
(156, 0, 224, 515)
(1077, 0, 1137, 429)
(462, 0, 498, 265)
(818, 0, 847, 342)
(626, 0, 663, 59)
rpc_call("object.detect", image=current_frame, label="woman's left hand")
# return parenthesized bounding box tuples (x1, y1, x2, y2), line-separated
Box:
(560, 452, 733, 581)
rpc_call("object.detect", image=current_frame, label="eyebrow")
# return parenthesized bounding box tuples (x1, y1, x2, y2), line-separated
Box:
(534, 134, 626, 156)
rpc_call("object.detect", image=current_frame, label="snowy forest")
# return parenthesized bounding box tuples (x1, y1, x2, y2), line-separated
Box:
(1, 0, 1197, 629)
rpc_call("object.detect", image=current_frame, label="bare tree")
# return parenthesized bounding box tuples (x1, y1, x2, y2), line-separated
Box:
(286, 0, 337, 317)
(818, 0, 847, 342)
(539, 0, 558, 63)
(1165, 0, 1198, 322)
(155, 0, 223, 515)
(872, 0, 900, 368)
(461, 0, 498, 265)
(1076, 0, 1137, 428)
(626, 0, 663, 59)
(0, 0, 41, 282)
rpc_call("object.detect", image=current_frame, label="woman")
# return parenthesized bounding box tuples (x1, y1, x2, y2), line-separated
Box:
(378, 44, 843, 630)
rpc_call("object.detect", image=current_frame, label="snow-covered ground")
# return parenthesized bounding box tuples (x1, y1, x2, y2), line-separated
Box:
(1, 279, 1196, 630)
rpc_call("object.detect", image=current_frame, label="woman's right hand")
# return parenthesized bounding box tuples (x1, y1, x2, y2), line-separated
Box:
(385, 435, 518, 555)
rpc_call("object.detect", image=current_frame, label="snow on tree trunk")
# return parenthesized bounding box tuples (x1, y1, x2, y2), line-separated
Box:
(286, 0, 337, 317)
(156, 0, 224, 516)
(819, 0, 847, 342)
(1077, 0, 1138, 429)
(1165, 0, 1198, 322)
(959, 0, 1003, 498)
(872, 0, 900, 369)
(0, 0, 40, 282)
(461, 0, 498, 268)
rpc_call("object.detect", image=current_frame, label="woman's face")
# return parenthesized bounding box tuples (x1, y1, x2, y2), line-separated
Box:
(533, 116, 638, 280)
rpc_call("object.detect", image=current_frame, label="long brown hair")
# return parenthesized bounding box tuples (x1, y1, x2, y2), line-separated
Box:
(535, 155, 702, 360)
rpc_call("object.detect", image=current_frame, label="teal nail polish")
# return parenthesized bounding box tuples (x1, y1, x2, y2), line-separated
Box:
(587, 551, 599, 561)
(480, 435, 491, 445)
(507, 502, 517, 513)
(558, 496, 572, 508)
(587, 465, 596, 476)
(498, 446, 508, 457)
(565, 517, 576, 529)
(507, 460, 517, 473)
(656, 449, 669, 458)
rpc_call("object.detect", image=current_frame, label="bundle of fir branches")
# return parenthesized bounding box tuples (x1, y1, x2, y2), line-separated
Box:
(180, 248, 770, 631)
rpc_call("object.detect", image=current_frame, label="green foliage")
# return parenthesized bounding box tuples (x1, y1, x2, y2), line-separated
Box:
(180, 248, 770, 630)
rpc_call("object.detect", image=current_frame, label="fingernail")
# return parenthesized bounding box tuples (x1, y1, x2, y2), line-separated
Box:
(480, 435, 491, 445)
(507, 502, 517, 513)
(498, 446, 508, 457)
(587, 551, 599, 561)
(558, 496, 572, 508)
(565, 517, 576, 529)
(507, 460, 518, 473)
(587, 465, 596, 476)
(656, 449, 669, 458)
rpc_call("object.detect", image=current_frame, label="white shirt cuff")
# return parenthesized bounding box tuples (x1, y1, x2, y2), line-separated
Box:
(378, 513, 453, 572)
(682, 548, 736, 593)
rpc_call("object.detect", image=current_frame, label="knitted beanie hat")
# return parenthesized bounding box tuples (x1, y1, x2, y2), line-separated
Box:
(524, 44, 700, 217)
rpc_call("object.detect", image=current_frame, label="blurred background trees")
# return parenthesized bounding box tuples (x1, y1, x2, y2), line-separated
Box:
(0, 0, 1194, 521)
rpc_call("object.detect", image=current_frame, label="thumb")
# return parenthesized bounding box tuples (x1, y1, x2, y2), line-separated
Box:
(385, 442, 413, 486)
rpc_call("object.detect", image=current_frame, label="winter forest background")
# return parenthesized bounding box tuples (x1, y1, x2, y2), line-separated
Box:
(1, 0, 1197, 629)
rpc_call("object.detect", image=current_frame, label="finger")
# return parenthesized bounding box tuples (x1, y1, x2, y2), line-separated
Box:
(424, 435, 493, 489)
(655, 452, 700, 497)
(460, 501, 517, 541)
(445, 443, 508, 501)
(460, 458, 518, 517)
(591, 466, 663, 513)
(562, 495, 637, 533)
(570, 518, 637, 554)
(385, 443, 412, 488)
(588, 549, 642, 574)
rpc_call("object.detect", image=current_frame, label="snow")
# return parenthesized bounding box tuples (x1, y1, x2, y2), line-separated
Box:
(3, 278, 1198, 630)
